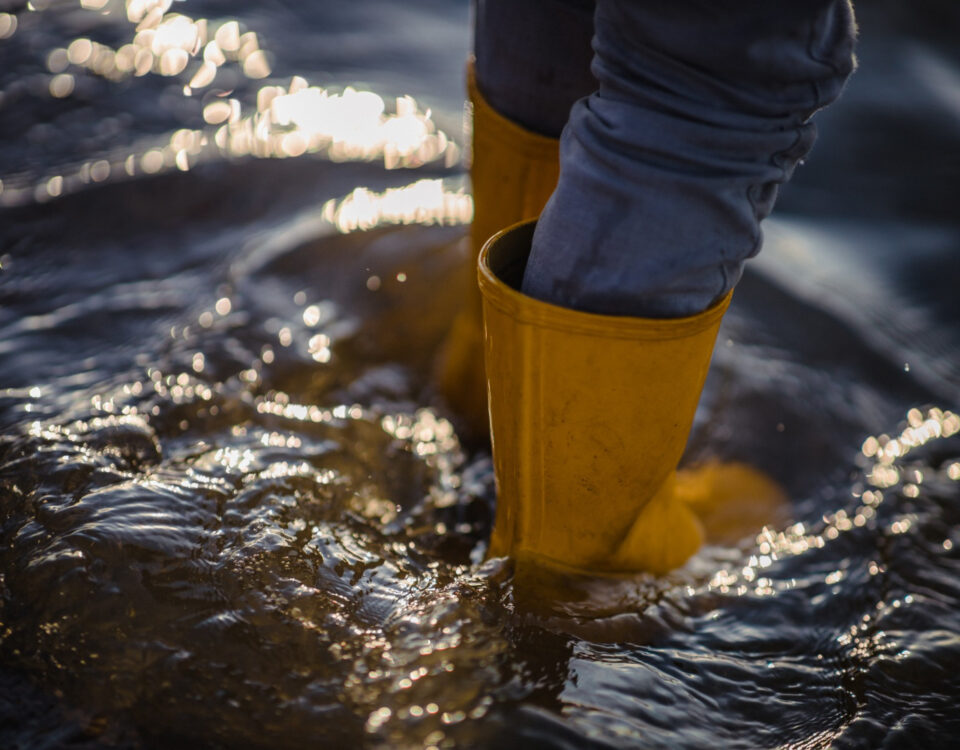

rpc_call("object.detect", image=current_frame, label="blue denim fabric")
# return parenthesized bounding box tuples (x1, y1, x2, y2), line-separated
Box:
(474, 0, 596, 138)
(475, 0, 857, 317)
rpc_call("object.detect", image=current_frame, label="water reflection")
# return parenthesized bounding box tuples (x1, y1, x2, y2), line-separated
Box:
(323, 179, 472, 234)
(0, 0, 461, 206)
(7, 371, 957, 747)
(703, 407, 960, 600)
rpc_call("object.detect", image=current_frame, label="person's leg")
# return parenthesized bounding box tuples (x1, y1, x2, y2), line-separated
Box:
(481, 2, 857, 575)
(523, 0, 857, 317)
(438, 0, 595, 435)
(473, 0, 595, 139)
(468, 0, 596, 265)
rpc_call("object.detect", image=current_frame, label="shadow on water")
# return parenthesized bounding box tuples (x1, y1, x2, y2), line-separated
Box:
(1, 1, 959, 748)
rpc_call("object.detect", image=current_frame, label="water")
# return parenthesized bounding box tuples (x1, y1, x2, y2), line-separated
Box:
(1, 1, 959, 748)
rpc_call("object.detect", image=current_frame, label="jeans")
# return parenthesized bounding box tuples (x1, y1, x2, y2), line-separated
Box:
(474, 0, 857, 317)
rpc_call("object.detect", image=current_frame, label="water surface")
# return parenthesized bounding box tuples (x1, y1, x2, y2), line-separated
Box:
(1, 1, 959, 748)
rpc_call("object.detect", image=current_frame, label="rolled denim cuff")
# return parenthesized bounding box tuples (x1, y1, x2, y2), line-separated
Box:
(522, 0, 857, 317)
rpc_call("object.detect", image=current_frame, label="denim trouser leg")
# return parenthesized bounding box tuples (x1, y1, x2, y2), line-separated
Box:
(473, 0, 596, 138)
(521, 0, 857, 317)
(477, 1, 857, 318)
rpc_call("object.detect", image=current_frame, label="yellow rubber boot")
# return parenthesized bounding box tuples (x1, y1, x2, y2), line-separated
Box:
(436, 64, 560, 436)
(479, 220, 786, 576)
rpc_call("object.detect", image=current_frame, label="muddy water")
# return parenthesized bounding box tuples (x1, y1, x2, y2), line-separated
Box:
(2, 1, 959, 748)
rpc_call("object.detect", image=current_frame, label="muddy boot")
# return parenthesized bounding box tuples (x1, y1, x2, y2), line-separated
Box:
(436, 63, 559, 438)
(479, 220, 786, 575)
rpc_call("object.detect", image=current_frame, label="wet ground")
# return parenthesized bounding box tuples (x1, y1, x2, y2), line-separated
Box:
(1, 1, 959, 748)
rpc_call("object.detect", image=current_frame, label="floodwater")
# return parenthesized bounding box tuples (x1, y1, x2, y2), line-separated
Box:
(1, 1, 959, 748)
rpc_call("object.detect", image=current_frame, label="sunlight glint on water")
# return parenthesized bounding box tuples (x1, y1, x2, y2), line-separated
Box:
(0, 0, 460, 206)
